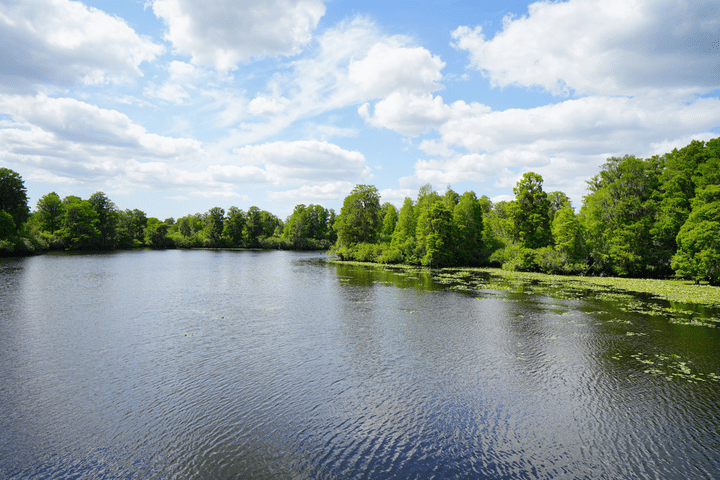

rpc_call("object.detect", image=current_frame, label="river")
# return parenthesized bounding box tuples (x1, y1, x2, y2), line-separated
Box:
(1, 250, 719, 479)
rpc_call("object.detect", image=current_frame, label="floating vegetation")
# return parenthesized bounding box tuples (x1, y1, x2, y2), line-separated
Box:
(329, 260, 720, 328)
(630, 353, 720, 383)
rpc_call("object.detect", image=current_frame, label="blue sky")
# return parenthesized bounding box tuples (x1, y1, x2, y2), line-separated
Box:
(2, 0, 719, 220)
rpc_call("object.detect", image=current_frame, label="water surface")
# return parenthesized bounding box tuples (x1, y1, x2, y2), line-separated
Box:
(1, 250, 719, 479)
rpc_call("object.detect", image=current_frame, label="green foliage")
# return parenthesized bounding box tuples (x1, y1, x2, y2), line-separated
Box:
(0, 168, 30, 229)
(36, 192, 63, 234)
(552, 205, 584, 263)
(580, 155, 663, 276)
(0, 210, 15, 240)
(57, 196, 101, 250)
(452, 191, 484, 265)
(204, 207, 225, 247)
(421, 202, 454, 267)
(334, 184, 382, 246)
(89, 192, 118, 250)
(117, 209, 148, 248)
(223, 206, 246, 246)
(672, 185, 720, 285)
(510, 172, 552, 249)
(145, 219, 173, 249)
(380, 202, 398, 241)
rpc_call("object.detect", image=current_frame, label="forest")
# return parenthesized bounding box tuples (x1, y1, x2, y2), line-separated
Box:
(1, 136, 719, 284)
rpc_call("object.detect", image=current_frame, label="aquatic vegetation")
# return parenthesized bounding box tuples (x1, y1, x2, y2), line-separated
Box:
(631, 353, 720, 383)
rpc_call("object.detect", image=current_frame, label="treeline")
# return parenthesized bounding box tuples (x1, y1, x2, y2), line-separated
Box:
(2, 136, 720, 284)
(0, 171, 337, 253)
(330, 137, 720, 285)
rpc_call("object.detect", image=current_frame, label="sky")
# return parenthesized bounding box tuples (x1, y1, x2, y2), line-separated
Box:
(1, 0, 719, 221)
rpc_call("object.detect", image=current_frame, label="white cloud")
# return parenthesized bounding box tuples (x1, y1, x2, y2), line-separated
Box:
(151, 0, 326, 70)
(438, 95, 720, 155)
(348, 41, 445, 97)
(0, 0, 162, 92)
(452, 0, 720, 96)
(248, 96, 291, 116)
(267, 181, 355, 203)
(231, 140, 370, 183)
(359, 92, 452, 136)
(0, 95, 202, 158)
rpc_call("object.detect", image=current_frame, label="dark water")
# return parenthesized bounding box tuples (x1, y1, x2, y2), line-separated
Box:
(1, 250, 719, 479)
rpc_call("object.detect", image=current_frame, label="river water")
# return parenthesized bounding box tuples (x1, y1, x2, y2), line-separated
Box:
(1, 250, 719, 479)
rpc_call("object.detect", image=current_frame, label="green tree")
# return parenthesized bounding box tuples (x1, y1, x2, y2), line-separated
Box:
(117, 209, 148, 248)
(580, 155, 663, 276)
(452, 191, 484, 265)
(36, 192, 63, 234)
(510, 172, 552, 249)
(57, 196, 100, 250)
(245, 206, 264, 247)
(0, 168, 30, 229)
(390, 197, 417, 263)
(334, 184, 382, 246)
(223, 206, 246, 246)
(205, 207, 225, 246)
(422, 202, 454, 267)
(552, 205, 584, 264)
(0, 211, 15, 240)
(145, 218, 172, 249)
(89, 192, 118, 250)
(380, 202, 398, 241)
(672, 185, 720, 284)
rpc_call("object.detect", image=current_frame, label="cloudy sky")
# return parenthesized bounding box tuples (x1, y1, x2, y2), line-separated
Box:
(2, 0, 719, 219)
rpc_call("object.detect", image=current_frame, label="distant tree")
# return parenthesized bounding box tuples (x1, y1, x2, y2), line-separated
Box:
(390, 197, 417, 262)
(380, 202, 398, 241)
(422, 202, 454, 267)
(223, 206, 246, 246)
(36, 192, 63, 234)
(117, 209, 147, 248)
(245, 206, 264, 247)
(452, 191, 484, 265)
(89, 192, 118, 249)
(334, 184, 382, 246)
(510, 172, 552, 249)
(57, 196, 100, 250)
(205, 207, 225, 246)
(547, 191, 571, 222)
(552, 204, 584, 264)
(145, 218, 172, 249)
(0, 211, 15, 240)
(672, 185, 720, 285)
(0, 168, 30, 229)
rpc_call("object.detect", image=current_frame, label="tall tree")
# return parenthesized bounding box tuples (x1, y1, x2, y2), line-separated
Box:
(334, 184, 382, 246)
(0, 168, 29, 230)
(223, 206, 246, 246)
(89, 192, 118, 249)
(205, 207, 225, 246)
(36, 192, 63, 234)
(422, 202, 454, 267)
(510, 172, 552, 249)
(453, 191, 484, 265)
(57, 196, 100, 250)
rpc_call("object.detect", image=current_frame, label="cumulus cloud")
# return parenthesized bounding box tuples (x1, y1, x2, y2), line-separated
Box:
(0, 95, 202, 158)
(151, 0, 326, 70)
(438, 95, 720, 155)
(359, 92, 452, 136)
(267, 181, 355, 203)
(348, 42, 445, 97)
(231, 140, 370, 183)
(0, 0, 162, 92)
(452, 0, 720, 96)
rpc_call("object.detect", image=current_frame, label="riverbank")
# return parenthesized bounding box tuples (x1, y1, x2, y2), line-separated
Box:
(329, 260, 720, 307)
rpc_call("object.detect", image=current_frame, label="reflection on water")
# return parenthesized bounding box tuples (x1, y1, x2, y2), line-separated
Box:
(1, 251, 719, 479)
